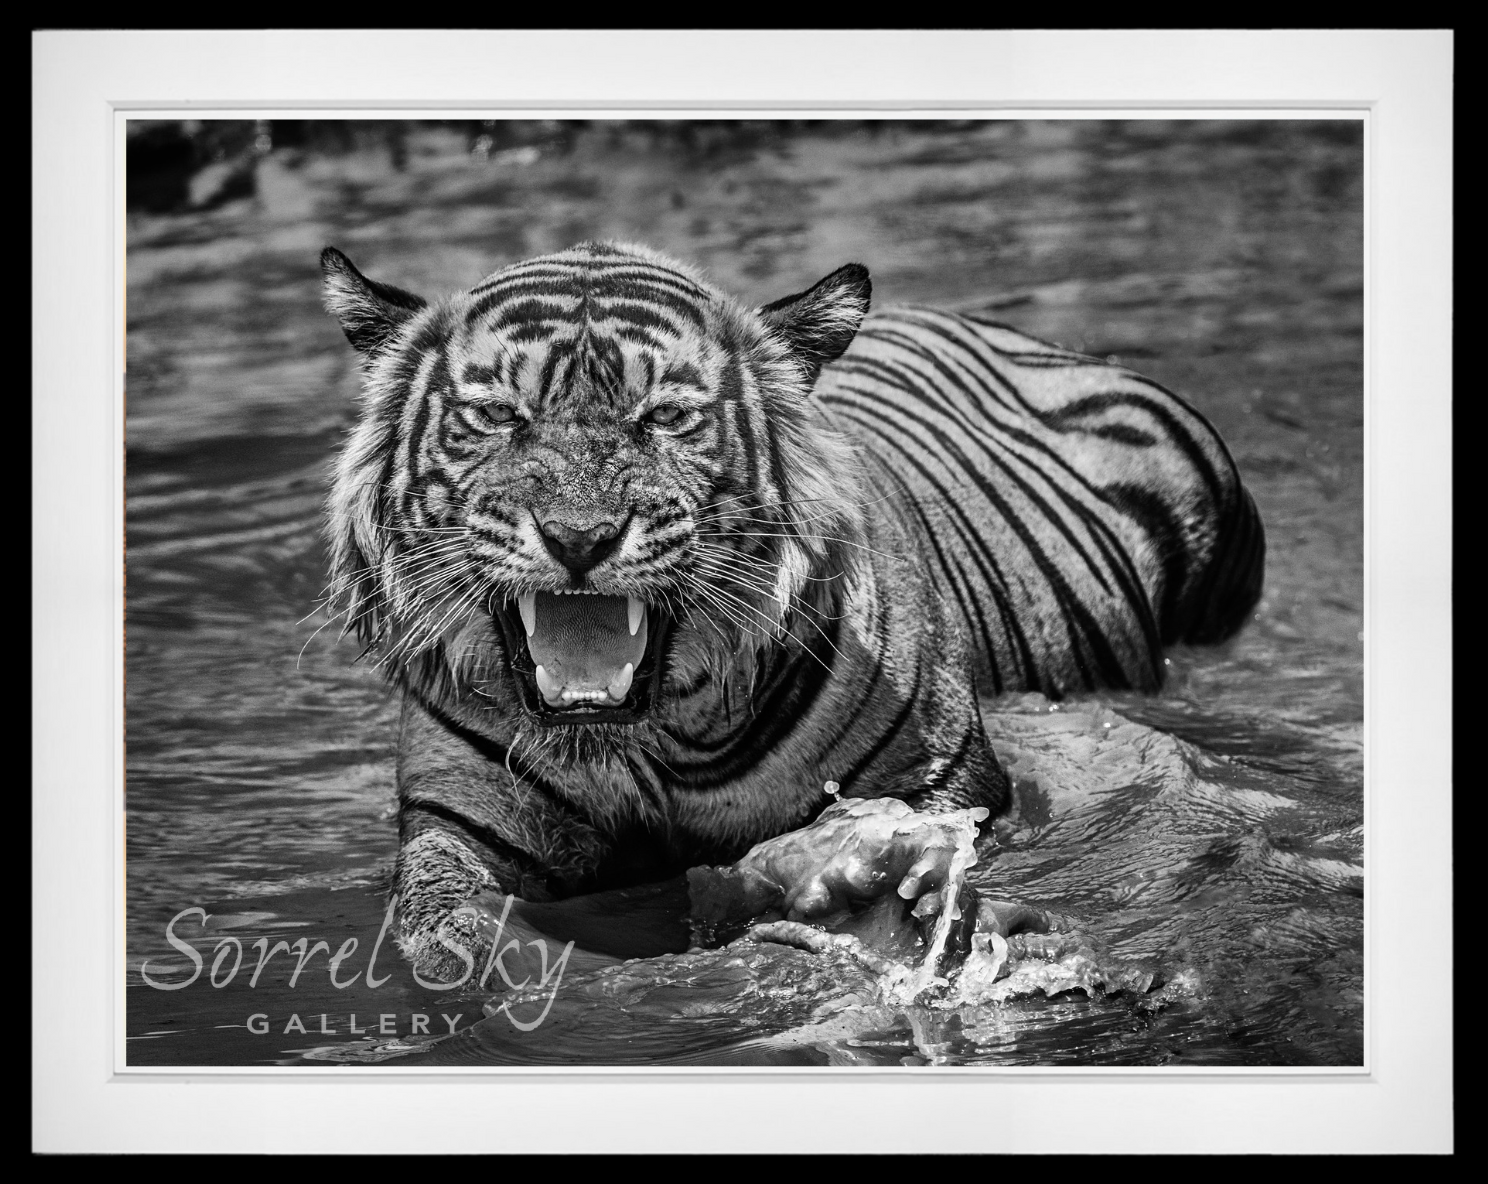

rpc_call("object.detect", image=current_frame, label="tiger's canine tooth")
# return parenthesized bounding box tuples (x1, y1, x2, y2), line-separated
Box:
(534, 664, 563, 704)
(518, 592, 537, 636)
(627, 596, 644, 637)
(608, 662, 635, 701)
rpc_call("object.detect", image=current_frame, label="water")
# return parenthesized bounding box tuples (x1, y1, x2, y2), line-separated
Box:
(125, 119, 1362, 1067)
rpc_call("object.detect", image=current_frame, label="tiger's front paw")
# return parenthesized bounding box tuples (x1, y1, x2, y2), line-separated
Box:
(688, 792, 989, 948)
(416, 892, 621, 991)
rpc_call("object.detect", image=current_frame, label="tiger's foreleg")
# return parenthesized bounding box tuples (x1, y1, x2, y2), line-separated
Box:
(708, 604, 1011, 930)
(389, 696, 605, 984)
(391, 811, 520, 985)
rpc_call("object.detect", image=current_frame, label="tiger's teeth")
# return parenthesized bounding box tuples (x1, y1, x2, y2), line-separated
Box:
(608, 662, 634, 701)
(560, 689, 609, 703)
(518, 592, 536, 636)
(627, 597, 644, 637)
(534, 664, 563, 705)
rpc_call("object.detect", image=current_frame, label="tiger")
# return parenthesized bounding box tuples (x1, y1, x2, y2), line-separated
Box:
(319, 240, 1264, 977)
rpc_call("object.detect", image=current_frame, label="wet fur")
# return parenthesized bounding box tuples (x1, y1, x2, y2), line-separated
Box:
(320, 241, 1262, 976)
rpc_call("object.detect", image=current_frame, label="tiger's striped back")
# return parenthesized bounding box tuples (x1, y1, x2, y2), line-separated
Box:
(817, 307, 1264, 697)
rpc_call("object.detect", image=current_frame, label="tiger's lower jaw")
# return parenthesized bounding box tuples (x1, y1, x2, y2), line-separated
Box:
(493, 596, 672, 728)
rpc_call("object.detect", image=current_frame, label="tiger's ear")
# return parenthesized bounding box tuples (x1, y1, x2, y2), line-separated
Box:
(759, 263, 871, 383)
(320, 246, 428, 357)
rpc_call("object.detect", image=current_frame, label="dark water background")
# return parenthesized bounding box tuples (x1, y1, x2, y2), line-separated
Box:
(125, 120, 1363, 1067)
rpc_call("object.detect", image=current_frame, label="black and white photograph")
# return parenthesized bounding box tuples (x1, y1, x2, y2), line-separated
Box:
(33, 29, 1452, 1155)
(123, 115, 1366, 1068)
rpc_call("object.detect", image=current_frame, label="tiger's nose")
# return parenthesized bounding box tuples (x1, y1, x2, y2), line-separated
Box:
(538, 516, 624, 575)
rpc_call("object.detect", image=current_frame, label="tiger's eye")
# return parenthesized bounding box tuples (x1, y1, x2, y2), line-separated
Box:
(646, 403, 683, 426)
(484, 403, 519, 426)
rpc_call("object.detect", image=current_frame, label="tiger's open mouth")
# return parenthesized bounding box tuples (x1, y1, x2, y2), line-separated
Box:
(496, 591, 668, 726)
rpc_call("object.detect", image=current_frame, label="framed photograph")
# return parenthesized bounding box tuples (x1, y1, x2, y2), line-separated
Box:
(33, 30, 1452, 1154)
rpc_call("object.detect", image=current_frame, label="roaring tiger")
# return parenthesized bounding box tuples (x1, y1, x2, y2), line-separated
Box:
(320, 240, 1264, 973)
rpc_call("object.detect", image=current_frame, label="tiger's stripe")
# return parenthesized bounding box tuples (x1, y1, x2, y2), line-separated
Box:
(817, 307, 1263, 697)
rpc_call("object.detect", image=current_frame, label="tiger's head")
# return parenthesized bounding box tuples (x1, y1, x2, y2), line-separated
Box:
(321, 241, 872, 738)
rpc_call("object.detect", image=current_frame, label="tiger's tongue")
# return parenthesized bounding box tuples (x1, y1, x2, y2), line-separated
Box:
(524, 593, 647, 705)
